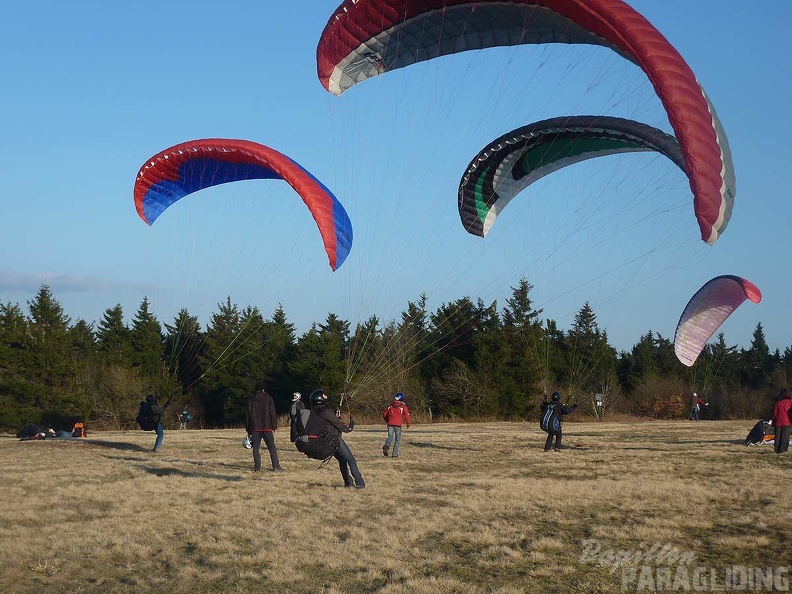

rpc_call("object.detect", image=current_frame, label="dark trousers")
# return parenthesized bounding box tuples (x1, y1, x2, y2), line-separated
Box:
(251, 431, 281, 470)
(545, 429, 562, 451)
(335, 437, 364, 487)
(774, 425, 791, 453)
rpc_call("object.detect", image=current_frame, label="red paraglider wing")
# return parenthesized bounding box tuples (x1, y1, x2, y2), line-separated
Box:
(317, 0, 735, 245)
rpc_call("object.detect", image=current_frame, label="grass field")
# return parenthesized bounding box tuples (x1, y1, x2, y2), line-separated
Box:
(1, 420, 790, 594)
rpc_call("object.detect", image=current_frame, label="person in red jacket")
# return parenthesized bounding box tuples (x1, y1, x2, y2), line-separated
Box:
(245, 383, 283, 472)
(382, 392, 411, 458)
(771, 387, 792, 454)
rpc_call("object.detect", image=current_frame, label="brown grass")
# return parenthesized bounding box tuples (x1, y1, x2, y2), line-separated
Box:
(0, 420, 789, 593)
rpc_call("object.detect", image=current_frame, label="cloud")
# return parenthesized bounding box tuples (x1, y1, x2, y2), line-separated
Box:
(0, 269, 154, 295)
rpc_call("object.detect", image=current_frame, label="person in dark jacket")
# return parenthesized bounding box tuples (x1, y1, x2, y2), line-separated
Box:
(771, 387, 792, 454)
(147, 394, 166, 451)
(541, 391, 578, 451)
(309, 389, 365, 488)
(245, 384, 283, 472)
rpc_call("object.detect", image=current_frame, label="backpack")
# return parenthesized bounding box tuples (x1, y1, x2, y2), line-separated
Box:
(71, 422, 86, 437)
(540, 401, 561, 433)
(291, 408, 339, 460)
(136, 402, 158, 431)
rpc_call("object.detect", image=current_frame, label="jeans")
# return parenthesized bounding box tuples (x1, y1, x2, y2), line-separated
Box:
(251, 431, 281, 470)
(154, 423, 164, 450)
(335, 437, 364, 487)
(384, 425, 403, 457)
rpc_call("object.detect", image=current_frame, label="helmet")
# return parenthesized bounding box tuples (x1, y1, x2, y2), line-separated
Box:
(146, 394, 156, 403)
(292, 392, 302, 402)
(242, 435, 252, 449)
(394, 392, 405, 402)
(309, 389, 330, 406)
(693, 392, 697, 397)
(551, 392, 561, 401)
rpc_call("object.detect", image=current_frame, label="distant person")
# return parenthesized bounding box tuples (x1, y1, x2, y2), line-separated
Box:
(289, 392, 304, 442)
(309, 389, 365, 488)
(245, 384, 283, 472)
(382, 392, 411, 458)
(594, 393, 604, 420)
(540, 391, 578, 452)
(771, 387, 791, 454)
(688, 393, 707, 421)
(178, 410, 192, 430)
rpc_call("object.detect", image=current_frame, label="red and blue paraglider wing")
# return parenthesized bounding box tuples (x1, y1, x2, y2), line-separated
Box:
(133, 139, 352, 271)
(674, 275, 762, 367)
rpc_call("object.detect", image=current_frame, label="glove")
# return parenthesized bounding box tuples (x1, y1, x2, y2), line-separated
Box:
(348, 418, 355, 430)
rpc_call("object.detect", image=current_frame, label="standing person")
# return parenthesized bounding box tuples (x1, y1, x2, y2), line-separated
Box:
(771, 387, 792, 454)
(382, 392, 411, 458)
(289, 392, 304, 443)
(309, 389, 365, 488)
(146, 394, 166, 451)
(540, 392, 578, 452)
(245, 384, 283, 472)
(688, 393, 708, 421)
(178, 410, 191, 430)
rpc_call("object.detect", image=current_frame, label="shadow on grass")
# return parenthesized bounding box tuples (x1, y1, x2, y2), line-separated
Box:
(409, 441, 484, 452)
(84, 439, 150, 452)
(138, 465, 244, 481)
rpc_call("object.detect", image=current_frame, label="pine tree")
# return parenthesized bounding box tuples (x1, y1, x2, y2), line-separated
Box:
(27, 285, 83, 423)
(258, 304, 298, 410)
(96, 304, 131, 366)
(0, 301, 34, 427)
(130, 297, 165, 379)
(164, 308, 204, 394)
(500, 278, 544, 415)
(198, 297, 251, 425)
(565, 302, 616, 399)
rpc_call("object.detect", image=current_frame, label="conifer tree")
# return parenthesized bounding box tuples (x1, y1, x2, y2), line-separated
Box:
(130, 297, 165, 379)
(96, 304, 132, 366)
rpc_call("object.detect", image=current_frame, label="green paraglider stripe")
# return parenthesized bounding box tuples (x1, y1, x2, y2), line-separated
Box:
(514, 136, 645, 180)
(474, 163, 494, 223)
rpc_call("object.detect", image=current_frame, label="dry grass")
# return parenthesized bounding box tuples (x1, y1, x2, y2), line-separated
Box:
(0, 420, 789, 593)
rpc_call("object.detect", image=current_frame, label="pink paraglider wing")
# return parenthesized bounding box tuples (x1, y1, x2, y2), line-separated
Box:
(674, 275, 762, 367)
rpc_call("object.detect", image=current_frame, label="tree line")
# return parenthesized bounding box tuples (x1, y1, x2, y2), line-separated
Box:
(1, 280, 788, 432)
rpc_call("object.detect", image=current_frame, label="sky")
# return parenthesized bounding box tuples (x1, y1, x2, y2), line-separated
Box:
(1, 1, 790, 356)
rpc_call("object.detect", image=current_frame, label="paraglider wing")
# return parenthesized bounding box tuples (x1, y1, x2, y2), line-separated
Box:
(317, 0, 734, 245)
(133, 139, 353, 271)
(674, 275, 762, 367)
(458, 115, 686, 237)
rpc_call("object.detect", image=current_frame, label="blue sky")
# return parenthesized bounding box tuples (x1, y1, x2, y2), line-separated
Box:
(1, 1, 790, 354)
